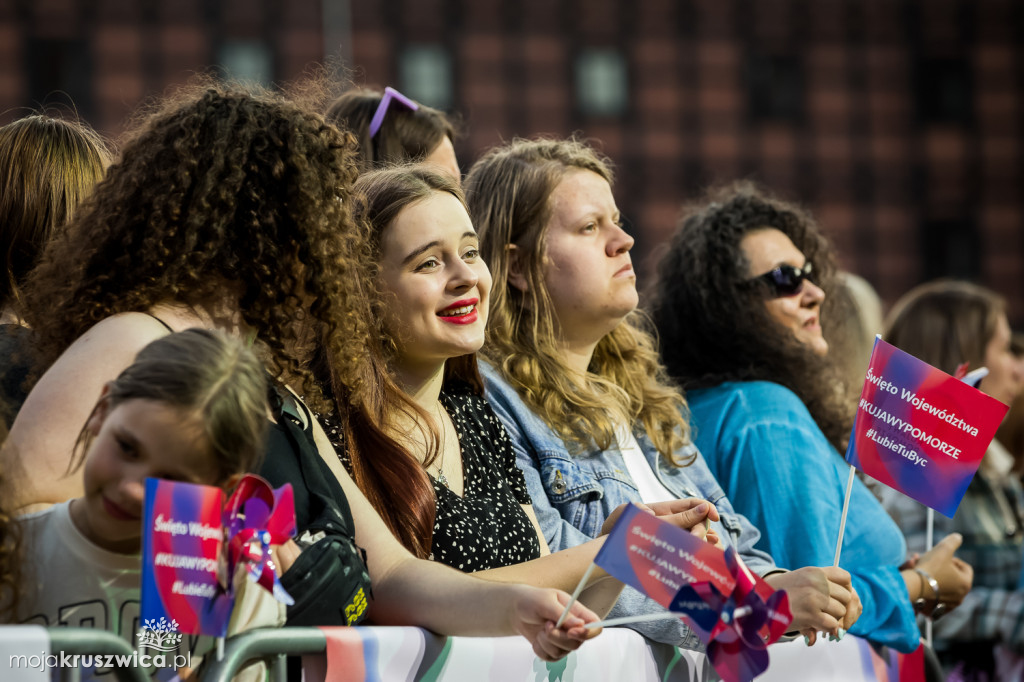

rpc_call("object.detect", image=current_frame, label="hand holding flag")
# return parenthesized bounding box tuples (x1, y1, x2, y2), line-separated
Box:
(580, 504, 792, 682)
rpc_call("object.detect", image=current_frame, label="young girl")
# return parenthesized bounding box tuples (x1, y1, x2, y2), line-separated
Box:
(12, 329, 274, 673)
(466, 138, 861, 647)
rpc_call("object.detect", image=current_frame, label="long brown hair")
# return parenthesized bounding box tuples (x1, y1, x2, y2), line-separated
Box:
(0, 114, 111, 315)
(467, 138, 692, 464)
(649, 182, 854, 451)
(23, 80, 375, 410)
(884, 280, 1005, 376)
(325, 88, 455, 174)
(339, 166, 479, 558)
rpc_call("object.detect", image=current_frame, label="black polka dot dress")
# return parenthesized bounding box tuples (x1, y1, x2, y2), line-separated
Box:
(322, 382, 541, 572)
(430, 382, 541, 571)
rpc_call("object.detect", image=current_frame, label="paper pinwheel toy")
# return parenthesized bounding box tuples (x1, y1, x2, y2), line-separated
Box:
(672, 547, 791, 682)
(141, 475, 296, 636)
(591, 504, 792, 682)
(222, 474, 296, 606)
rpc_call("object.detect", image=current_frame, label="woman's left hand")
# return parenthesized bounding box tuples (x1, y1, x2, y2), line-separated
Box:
(510, 586, 601, 661)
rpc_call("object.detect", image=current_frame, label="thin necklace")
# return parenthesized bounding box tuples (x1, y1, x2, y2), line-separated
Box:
(433, 400, 449, 488)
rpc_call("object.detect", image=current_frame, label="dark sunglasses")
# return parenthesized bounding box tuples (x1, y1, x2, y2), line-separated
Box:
(744, 262, 814, 297)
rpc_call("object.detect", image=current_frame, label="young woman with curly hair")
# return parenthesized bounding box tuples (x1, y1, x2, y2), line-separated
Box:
(467, 138, 862, 647)
(0, 113, 112, 427)
(648, 183, 973, 652)
(325, 86, 459, 180)
(0, 82, 601, 657)
(883, 281, 1024, 680)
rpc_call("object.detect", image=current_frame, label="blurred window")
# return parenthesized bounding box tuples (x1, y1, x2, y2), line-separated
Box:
(400, 45, 453, 110)
(219, 41, 274, 85)
(746, 53, 805, 123)
(576, 49, 629, 117)
(915, 57, 972, 125)
(27, 38, 94, 121)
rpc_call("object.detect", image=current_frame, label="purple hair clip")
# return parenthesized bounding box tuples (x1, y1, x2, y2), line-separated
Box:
(368, 86, 420, 139)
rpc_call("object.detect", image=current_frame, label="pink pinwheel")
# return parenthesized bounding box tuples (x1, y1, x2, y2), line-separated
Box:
(221, 474, 297, 605)
(671, 547, 792, 682)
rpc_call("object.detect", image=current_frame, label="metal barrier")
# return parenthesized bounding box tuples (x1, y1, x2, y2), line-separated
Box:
(42, 628, 149, 682)
(199, 627, 326, 682)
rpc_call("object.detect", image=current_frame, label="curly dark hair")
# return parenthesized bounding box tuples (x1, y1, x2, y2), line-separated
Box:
(23, 80, 376, 406)
(648, 182, 854, 451)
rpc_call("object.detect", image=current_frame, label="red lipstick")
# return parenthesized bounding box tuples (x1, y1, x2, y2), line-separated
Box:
(437, 298, 480, 325)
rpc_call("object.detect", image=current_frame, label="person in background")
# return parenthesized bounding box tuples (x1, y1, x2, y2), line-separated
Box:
(995, 332, 1024, 475)
(6, 330, 277, 679)
(824, 271, 885, 408)
(0, 114, 111, 427)
(325, 86, 460, 181)
(0, 417, 13, 623)
(2, 81, 599, 660)
(648, 182, 972, 653)
(467, 138, 861, 649)
(883, 280, 1024, 680)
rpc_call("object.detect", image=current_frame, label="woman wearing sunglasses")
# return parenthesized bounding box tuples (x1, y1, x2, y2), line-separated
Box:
(649, 183, 973, 653)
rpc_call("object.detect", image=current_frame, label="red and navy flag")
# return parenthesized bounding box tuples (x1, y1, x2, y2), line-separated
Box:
(845, 338, 1008, 517)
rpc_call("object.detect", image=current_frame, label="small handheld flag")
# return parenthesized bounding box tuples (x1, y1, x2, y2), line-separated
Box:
(585, 504, 792, 682)
(141, 475, 296, 638)
(844, 337, 1008, 518)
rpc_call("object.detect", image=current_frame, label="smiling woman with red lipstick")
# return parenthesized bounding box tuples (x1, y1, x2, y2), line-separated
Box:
(329, 166, 669, 620)
(649, 182, 973, 653)
(346, 166, 543, 573)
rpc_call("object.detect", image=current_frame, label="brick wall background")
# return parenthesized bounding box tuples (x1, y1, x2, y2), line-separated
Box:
(2, 0, 1021, 323)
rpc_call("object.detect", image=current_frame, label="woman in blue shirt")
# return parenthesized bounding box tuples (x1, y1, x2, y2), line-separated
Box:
(648, 182, 973, 653)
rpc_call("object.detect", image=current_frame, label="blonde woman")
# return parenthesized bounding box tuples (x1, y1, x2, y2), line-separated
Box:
(466, 138, 861, 646)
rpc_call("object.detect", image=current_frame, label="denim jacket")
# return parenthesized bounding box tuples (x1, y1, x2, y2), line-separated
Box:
(481, 362, 775, 649)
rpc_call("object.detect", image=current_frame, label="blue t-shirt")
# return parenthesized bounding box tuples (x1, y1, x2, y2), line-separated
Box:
(688, 381, 920, 652)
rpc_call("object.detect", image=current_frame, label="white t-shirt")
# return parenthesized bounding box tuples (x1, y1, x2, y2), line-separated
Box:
(615, 426, 676, 504)
(15, 501, 205, 679)
(18, 501, 143, 635)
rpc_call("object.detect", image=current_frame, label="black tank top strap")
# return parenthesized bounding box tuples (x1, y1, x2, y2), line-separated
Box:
(142, 312, 175, 333)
